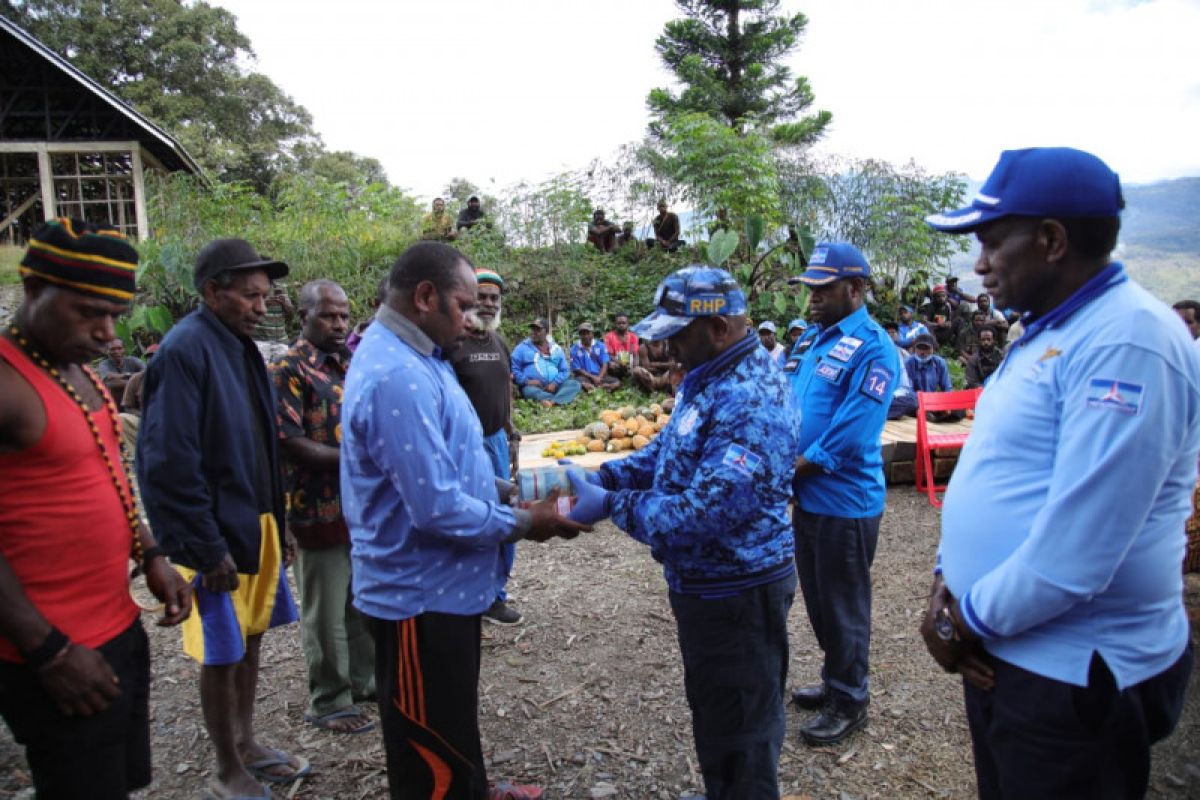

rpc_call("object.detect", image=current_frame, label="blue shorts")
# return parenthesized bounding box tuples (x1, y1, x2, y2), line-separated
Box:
(175, 513, 298, 665)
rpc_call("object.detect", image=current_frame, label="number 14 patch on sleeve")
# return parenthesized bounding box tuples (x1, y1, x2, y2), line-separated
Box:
(860, 363, 895, 403)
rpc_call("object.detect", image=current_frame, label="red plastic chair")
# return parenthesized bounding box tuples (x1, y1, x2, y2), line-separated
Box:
(914, 388, 983, 508)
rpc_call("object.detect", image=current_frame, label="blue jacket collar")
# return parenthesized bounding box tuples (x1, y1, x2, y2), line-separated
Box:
(817, 304, 871, 343)
(1015, 262, 1127, 346)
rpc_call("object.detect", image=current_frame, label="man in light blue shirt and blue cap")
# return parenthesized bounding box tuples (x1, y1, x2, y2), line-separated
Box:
(785, 242, 900, 746)
(565, 265, 801, 799)
(921, 147, 1198, 799)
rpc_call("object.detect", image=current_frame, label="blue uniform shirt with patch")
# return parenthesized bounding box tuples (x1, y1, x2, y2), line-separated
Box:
(597, 333, 800, 593)
(940, 265, 1200, 690)
(788, 305, 899, 518)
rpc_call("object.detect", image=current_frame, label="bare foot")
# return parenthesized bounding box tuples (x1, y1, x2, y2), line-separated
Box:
(540, 400, 555, 409)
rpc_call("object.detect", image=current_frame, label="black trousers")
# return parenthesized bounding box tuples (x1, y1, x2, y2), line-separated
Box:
(964, 645, 1193, 799)
(793, 508, 881, 704)
(670, 572, 797, 800)
(369, 613, 488, 800)
(0, 620, 151, 800)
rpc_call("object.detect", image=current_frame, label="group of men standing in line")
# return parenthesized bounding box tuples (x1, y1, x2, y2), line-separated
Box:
(1, 145, 1198, 800)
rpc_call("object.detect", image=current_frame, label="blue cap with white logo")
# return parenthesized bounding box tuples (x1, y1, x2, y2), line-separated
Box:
(787, 318, 807, 332)
(632, 265, 748, 341)
(789, 242, 871, 286)
(925, 147, 1124, 233)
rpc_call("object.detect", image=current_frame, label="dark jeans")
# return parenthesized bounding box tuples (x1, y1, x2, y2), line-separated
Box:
(792, 508, 881, 704)
(670, 571, 797, 800)
(369, 614, 487, 800)
(888, 391, 918, 419)
(965, 646, 1193, 799)
(0, 620, 151, 800)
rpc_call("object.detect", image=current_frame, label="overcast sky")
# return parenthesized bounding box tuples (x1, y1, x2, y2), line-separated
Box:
(219, 0, 1200, 200)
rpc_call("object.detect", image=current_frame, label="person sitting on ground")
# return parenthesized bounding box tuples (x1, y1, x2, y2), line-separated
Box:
(883, 321, 908, 357)
(570, 322, 620, 392)
(887, 339, 919, 420)
(785, 318, 808, 349)
(708, 207, 732, 236)
(97, 338, 144, 409)
(964, 326, 1002, 388)
(616, 220, 639, 251)
(630, 337, 681, 394)
(119, 343, 158, 465)
(420, 197, 456, 241)
(587, 209, 620, 253)
(905, 333, 963, 421)
(920, 284, 956, 346)
(975, 292, 1010, 342)
(456, 195, 487, 232)
(944, 275, 968, 309)
(757, 320, 787, 367)
(649, 199, 682, 252)
(897, 305, 931, 349)
(511, 318, 581, 407)
(954, 310, 992, 361)
(603, 313, 639, 379)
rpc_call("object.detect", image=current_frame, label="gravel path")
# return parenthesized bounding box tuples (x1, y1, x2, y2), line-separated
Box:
(2, 490, 1198, 799)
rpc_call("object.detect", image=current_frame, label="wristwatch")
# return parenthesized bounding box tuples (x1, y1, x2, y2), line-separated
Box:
(935, 607, 959, 643)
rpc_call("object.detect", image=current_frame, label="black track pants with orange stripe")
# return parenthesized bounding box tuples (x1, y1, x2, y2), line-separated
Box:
(369, 614, 488, 800)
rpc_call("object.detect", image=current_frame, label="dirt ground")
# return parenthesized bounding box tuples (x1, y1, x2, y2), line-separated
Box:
(2, 490, 1200, 799)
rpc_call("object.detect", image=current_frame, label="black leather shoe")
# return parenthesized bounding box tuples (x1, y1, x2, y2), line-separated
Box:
(799, 701, 868, 747)
(790, 684, 827, 710)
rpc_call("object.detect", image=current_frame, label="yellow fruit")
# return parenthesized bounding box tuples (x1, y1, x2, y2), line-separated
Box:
(619, 406, 637, 419)
(649, 403, 663, 416)
(631, 434, 650, 450)
(637, 423, 655, 438)
(587, 439, 605, 452)
(611, 424, 629, 439)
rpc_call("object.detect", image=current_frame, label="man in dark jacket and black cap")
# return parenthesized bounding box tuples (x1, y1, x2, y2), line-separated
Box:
(139, 238, 309, 799)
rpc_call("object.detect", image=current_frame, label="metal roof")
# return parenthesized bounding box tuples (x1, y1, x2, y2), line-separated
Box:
(0, 14, 204, 177)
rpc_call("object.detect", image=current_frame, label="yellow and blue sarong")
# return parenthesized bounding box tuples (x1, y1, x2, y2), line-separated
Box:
(175, 513, 298, 665)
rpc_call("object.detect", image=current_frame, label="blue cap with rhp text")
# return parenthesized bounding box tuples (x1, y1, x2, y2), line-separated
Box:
(925, 147, 1124, 233)
(789, 242, 871, 286)
(632, 265, 747, 341)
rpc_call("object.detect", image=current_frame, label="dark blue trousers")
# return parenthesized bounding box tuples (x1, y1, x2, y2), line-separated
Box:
(964, 646, 1193, 799)
(792, 508, 881, 704)
(669, 571, 797, 800)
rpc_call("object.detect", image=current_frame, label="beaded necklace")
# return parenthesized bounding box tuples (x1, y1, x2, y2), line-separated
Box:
(7, 324, 145, 566)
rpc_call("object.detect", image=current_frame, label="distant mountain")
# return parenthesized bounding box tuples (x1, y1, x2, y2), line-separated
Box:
(947, 176, 1200, 302)
(1122, 178, 1200, 254)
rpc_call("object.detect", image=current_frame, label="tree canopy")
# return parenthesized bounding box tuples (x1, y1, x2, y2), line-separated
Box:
(647, 0, 831, 146)
(0, 0, 379, 192)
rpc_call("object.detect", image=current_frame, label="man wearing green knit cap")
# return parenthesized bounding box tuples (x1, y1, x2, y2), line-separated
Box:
(449, 267, 526, 625)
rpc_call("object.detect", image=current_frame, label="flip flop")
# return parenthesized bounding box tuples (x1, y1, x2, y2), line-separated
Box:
(305, 706, 376, 735)
(488, 782, 544, 800)
(245, 748, 311, 785)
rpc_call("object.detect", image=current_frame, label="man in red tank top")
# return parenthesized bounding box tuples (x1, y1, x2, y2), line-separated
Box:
(0, 218, 191, 799)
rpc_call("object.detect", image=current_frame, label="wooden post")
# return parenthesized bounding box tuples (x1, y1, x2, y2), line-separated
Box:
(131, 147, 148, 241)
(36, 146, 55, 220)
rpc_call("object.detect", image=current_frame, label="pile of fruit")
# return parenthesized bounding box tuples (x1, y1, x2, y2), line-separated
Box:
(539, 400, 676, 457)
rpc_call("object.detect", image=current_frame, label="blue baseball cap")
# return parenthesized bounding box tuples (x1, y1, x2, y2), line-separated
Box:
(788, 242, 871, 286)
(632, 265, 748, 341)
(926, 147, 1124, 233)
(787, 318, 807, 332)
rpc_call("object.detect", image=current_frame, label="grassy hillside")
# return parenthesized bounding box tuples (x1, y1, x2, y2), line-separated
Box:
(0, 245, 20, 285)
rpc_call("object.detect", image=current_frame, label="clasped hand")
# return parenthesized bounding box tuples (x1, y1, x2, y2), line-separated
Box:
(918, 574, 995, 691)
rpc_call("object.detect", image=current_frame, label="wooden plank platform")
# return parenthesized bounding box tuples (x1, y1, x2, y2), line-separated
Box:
(520, 416, 975, 484)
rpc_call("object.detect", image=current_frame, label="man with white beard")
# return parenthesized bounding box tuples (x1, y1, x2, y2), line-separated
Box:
(449, 268, 525, 625)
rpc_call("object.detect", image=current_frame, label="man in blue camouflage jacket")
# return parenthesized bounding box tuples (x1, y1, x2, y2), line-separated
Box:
(567, 266, 801, 800)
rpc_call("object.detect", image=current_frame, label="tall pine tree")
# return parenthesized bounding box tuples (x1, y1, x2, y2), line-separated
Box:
(647, 0, 831, 145)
